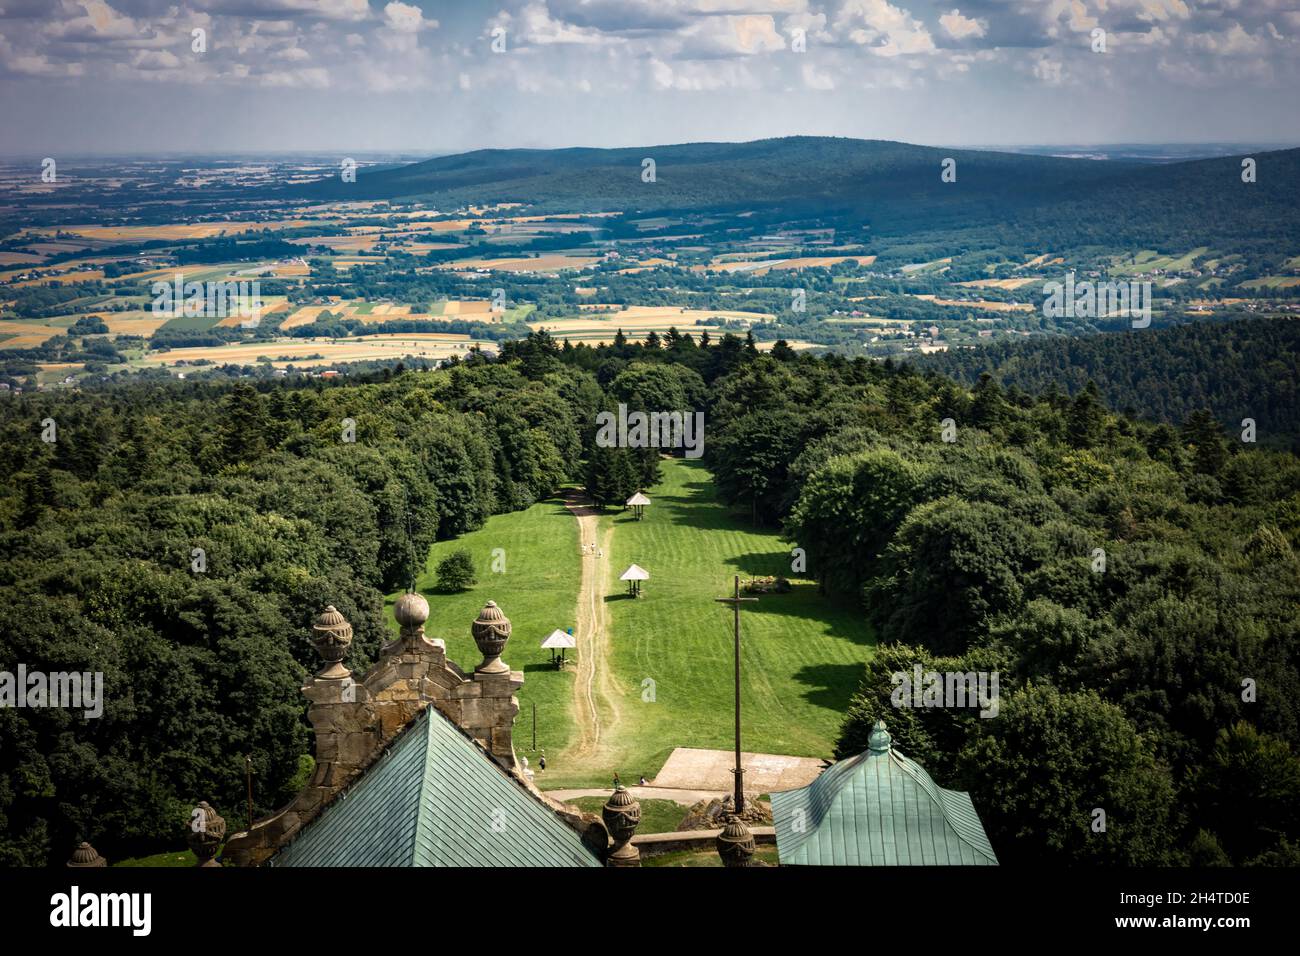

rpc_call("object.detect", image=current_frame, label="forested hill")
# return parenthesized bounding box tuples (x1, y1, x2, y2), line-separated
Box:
(918, 317, 1300, 444)
(283, 136, 1300, 246)
(4, 335, 1299, 867)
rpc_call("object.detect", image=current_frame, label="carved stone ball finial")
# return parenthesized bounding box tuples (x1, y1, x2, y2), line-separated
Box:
(716, 814, 756, 868)
(471, 600, 512, 674)
(602, 785, 642, 867)
(311, 605, 354, 680)
(67, 841, 106, 868)
(393, 591, 430, 642)
(187, 801, 226, 867)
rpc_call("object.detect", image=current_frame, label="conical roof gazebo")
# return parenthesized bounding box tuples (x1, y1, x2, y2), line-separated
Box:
(541, 628, 576, 665)
(626, 491, 651, 520)
(619, 563, 649, 597)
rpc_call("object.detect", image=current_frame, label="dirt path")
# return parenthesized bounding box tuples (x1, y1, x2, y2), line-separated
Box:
(564, 490, 620, 764)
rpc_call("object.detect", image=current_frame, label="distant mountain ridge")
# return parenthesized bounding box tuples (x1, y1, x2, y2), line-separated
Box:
(283, 135, 1300, 246)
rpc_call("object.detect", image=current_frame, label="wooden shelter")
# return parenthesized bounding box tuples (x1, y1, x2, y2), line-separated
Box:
(541, 628, 576, 666)
(626, 491, 651, 520)
(619, 563, 649, 597)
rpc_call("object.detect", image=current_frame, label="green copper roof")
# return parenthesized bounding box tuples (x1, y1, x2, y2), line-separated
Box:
(771, 721, 998, 866)
(272, 707, 602, 867)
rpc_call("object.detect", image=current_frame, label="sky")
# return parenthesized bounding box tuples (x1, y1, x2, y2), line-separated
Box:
(1, 0, 1298, 155)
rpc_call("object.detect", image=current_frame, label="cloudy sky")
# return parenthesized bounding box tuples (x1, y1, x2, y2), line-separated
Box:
(2, 0, 1298, 155)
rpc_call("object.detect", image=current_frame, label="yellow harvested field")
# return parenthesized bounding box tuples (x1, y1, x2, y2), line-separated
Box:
(440, 255, 599, 273)
(12, 269, 105, 288)
(0, 322, 61, 347)
(289, 235, 378, 252)
(104, 314, 170, 335)
(530, 305, 771, 335)
(134, 334, 481, 369)
(0, 252, 44, 265)
(216, 300, 291, 328)
(30, 221, 325, 242)
(442, 300, 493, 316)
(957, 278, 1042, 290)
(913, 294, 1034, 312)
(281, 305, 348, 329)
(700, 255, 875, 275)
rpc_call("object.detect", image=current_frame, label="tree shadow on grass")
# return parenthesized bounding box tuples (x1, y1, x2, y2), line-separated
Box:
(522, 661, 572, 674)
(722, 550, 792, 578)
(792, 661, 868, 710)
(743, 583, 874, 646)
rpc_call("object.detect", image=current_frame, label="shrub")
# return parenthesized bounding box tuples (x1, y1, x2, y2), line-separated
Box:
(436, 550, 477, 592)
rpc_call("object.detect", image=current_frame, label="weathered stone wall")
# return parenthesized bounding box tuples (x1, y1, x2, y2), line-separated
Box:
(222, 601, 521, 867)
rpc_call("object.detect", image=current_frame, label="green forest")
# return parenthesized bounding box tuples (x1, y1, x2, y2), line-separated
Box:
(922, 316, 1300, 443)
(2, 325, 1298, 867)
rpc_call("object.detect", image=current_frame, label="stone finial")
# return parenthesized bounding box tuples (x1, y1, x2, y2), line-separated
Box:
(66, 841, 106, 868)
(471, 601, 512, 674)
(394, 590, 430, 642)
(311, 605, 354, 680)
(716, 814, 756, 868)
(187, 801, 227, 867)
(602, 785, 642, 867)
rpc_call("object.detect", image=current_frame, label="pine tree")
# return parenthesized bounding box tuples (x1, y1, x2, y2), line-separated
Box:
(1182, 408, 1227, 475)
(1066, 381, 1105, 448)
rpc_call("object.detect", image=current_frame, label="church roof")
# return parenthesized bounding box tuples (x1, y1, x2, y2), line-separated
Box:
(771, 721, 998, 866)
(271, 706, 602, 868)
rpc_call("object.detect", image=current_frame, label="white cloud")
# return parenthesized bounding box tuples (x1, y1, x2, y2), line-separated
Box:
(939, 9, 985, 40)
(384, 2, 436, 34)
(1031, 55, 1064, 85)
(801, 61, 835, 88)
(835, 0, 935, 56)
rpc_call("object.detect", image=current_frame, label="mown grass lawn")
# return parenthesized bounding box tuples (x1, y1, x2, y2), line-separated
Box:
(645, 845, 781, 867)
(547, 457, 873, 789)
(561, 797, 687, 834)
(386, 494, 582, 765)
(385, 460, 873, 792)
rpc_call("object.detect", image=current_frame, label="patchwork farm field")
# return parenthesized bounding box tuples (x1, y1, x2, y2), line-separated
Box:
(132, 333, 483, 369)
(529, 305, 773, 340)
(438, 254, 601, 272)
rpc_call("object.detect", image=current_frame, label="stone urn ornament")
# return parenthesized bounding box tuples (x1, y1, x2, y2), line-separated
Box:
(716, 814, 756, 868)
(602, 785, 642, 867)
(66, 841, 107, 868)
(471, 600, 512, 674)
(311, 605, 354, 679)
(187, 801, 226, 867)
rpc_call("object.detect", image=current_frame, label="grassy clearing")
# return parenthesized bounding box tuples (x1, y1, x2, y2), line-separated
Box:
(644, 845, 780, 867)
(561, 796, 687, 834)
(113, 849, 205, 867)
(386, 495, 583, 763)
(545, 457, 873, 789)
